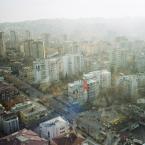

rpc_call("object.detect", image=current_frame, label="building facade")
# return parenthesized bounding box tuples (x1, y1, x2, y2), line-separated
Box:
(19, 102, 48, 127)
(39, 116, 69, 140)
(24, 39, 34, 57)
(2, 112, 19, 135)
(0, 129, 48, 145)
(83, 70, 111, 90)
(33, 58, 59, 83)
(68, 80, 86, 104)
(31, 40, 45, 59)
(62, 54, 84, 77)
(0, 83, 19, 102)
(0, 32, 6, 57)
(116, 75, 138, 98)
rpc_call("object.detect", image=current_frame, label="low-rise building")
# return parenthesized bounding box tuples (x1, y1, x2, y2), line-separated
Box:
(20, 66, 33, 82)
(0, 128, 48, 145)
(135, 53, 145, 73)
(19, 102, 48, 127)
(75, 111, 102, 141)
(11, 101, 32, 113)
(1, 112, 19, 135)
(51, 133, 85, 145)
(39, 116, 69, 140)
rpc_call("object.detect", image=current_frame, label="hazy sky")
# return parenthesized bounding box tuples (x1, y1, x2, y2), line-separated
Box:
(1, 0, 145, 22)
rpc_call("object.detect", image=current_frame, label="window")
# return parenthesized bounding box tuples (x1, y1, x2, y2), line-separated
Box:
(60, 127, 65, 130)
(60, 130, 65, 134)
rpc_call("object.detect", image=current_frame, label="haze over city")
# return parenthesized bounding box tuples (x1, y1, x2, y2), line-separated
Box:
(1, 0, 145, 145)
(1, 0, 145, 22)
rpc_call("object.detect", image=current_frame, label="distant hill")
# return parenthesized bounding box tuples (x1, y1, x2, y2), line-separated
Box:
(0, 18, 145, 40)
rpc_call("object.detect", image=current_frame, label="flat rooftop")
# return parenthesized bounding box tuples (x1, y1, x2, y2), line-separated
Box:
(20, 102, 47, 116)
(40, 116, 68, 127)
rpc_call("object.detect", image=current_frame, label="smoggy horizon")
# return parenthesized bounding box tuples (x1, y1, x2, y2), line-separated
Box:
(1, 0, 145, 22)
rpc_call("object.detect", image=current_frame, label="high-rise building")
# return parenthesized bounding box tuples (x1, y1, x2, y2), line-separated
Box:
(62, 41, 82, 54)
(0, 32, 6, 57)
(116, 75, 138, 97)
(82, 70, 111, 102)
(10, 31, 17, 49)
(24, 40, 45, 59)
(100, 70, 112, 89)
(83, 70, 111, 90)
(83, 79, 98, 102)
(31, 40, 45, 59)
(68, 80, 86, 104)
(24, 39, 34, 57)
(33, 58, 60, 83)
(135, 53, 145, 72)
(62, 54, 84, 77)
(43, 33, 50, 48)
(110, 38, 129, 72)
(25, 30, 31, 40)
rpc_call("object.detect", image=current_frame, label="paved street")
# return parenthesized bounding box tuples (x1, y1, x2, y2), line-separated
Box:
(49, 96, 85, 123)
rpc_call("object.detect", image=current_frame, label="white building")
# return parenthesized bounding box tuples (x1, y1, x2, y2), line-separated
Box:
(83, 79, 98, 102)
(68, 80, 87, 104)
(82, 70, 111, 102)
(100, 70, 111, 89)
(62, 54, 84, 77)
(83, 70, 111, 90)
(67, 70, 111, 103)
(33, 58, 59, 83)
(39, 116, 69, 140)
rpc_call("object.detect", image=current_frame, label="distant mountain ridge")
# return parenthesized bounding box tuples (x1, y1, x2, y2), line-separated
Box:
(0, 18, 145, 40)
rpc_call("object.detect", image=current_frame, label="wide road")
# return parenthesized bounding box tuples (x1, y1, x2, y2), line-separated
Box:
(49, 96, 85, 124)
